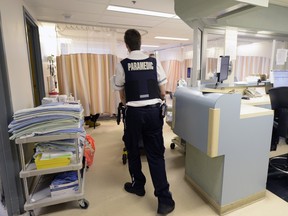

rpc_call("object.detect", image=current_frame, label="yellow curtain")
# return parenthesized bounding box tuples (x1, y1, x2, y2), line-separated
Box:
(57, 53, 119, 116)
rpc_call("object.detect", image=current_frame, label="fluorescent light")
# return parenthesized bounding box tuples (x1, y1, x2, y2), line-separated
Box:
(141, 45, 160, 48)
(155, 36, 189, 41)
(107, 5, 179, 19)
(236, 0, 268, 7)
(257, 31, 273, 35)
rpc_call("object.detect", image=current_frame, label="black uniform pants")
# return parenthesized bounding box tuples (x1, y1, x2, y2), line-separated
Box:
(124, 104, 172, 200)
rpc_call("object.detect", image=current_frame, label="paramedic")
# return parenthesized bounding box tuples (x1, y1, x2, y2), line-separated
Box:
(114, 29, 175, 215)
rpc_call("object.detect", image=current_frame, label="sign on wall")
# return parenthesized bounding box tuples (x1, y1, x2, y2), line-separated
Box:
(276, 49, 288, 66)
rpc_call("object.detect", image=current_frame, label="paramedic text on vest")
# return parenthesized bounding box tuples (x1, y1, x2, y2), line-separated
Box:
(121, 58, 160, 102)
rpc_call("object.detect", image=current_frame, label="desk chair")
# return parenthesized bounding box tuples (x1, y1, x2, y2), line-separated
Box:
(268, 87, 288, 173)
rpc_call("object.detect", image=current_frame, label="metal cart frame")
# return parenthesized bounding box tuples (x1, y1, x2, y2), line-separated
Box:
(15, 133, 89, 216)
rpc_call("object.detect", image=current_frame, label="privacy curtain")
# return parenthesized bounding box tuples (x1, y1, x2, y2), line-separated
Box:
(158, 45, 193, 92)
(161, 60, 183, 92)
(206, 58, 218, 79)
(54, 24, 195, 110)
(57, 53, 119, 116)
(235, 56, 270, 81)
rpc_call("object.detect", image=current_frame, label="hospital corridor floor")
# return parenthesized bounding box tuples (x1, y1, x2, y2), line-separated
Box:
(33, 119, 288, 216)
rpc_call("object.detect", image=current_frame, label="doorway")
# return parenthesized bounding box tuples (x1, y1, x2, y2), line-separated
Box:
(24, 8, 45, 106)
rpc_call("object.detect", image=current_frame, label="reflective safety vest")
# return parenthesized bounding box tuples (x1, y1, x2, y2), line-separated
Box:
(121, 57, 160, 102)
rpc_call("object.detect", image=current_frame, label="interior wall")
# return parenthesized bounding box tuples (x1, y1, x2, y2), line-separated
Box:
(0, 1, 37, 214)
(237, 41, 273, 58)
(0, 0, 34, 111)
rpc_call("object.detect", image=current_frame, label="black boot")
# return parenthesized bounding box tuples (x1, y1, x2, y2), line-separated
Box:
(124, 182, 145, 196)
(157, 198, 175, 215)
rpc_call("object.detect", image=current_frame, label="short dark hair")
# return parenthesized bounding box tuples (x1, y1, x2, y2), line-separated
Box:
(124, 29, 141, 51)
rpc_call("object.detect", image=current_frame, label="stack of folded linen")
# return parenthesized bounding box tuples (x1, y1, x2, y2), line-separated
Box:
(41, 97, 58, 105)
(8, 102, 85, 140)
(50, 171, 79, 197)
(9, 102, 86, 169)
(33, 139, 82, 169)
(34, 139, 77, 159)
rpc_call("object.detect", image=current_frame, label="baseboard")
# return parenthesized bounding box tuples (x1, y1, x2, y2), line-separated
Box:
(185, 174, 266, 215)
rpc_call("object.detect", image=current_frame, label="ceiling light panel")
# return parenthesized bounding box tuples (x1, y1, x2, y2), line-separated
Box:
(155, 36, 189, 41)
(141, 45, 160, 47)
(107, 5, 179, 18)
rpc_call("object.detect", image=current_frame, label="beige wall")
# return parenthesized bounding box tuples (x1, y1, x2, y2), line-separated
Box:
(0, 0, 36, 111)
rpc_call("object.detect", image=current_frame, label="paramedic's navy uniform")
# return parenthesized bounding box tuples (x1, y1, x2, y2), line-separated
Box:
(114, 50, 172, 202)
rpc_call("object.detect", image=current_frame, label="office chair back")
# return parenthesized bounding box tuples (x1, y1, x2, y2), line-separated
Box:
(268, 87, 288, 149)
(268, 87, 288, 174)
(269, 87, 288, 111)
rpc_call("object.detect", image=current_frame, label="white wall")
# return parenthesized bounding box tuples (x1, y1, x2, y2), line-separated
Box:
(237, 41, 273, 58)
(0, 0, 35, 111)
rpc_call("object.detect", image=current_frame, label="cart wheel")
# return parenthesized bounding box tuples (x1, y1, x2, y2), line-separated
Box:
(170, 143, 175, 149)
(122, 153, 127, 165)
(79, 199, 89, 209)
(29, 210, 35, 216)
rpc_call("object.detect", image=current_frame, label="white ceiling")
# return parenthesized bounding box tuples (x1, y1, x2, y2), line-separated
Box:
(23, 0, 288, 51)
(23, 0, 195, 51)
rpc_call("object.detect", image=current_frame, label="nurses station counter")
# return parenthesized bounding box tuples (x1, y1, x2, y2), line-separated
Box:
(172, 87, 273, 215)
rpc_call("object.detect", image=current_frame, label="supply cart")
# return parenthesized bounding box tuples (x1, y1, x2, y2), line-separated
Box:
(15, 133, 89, 216)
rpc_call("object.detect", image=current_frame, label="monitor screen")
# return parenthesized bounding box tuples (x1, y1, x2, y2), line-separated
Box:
(219, 56, 230, 83)
(273, 71, 288, 88)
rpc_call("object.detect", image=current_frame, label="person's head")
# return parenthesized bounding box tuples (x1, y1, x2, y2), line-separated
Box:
(149, 53, 155, 58)
(124, 29, 141, 52)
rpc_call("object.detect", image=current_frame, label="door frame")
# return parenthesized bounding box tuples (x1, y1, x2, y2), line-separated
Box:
(23, 7, 45, 106)
(0, 14, 24, 215)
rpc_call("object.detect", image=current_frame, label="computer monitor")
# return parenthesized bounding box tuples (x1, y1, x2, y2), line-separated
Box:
(218, 56, 230, 83)
(273, 71, 288, 88)
(215, 56, 230, 88)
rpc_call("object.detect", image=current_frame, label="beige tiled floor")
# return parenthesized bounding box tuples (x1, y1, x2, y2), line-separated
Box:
(36, 119, 288, 216)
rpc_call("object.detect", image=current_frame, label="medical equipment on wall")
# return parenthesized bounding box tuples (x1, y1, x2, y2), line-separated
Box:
(47, 55, 58, 94)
